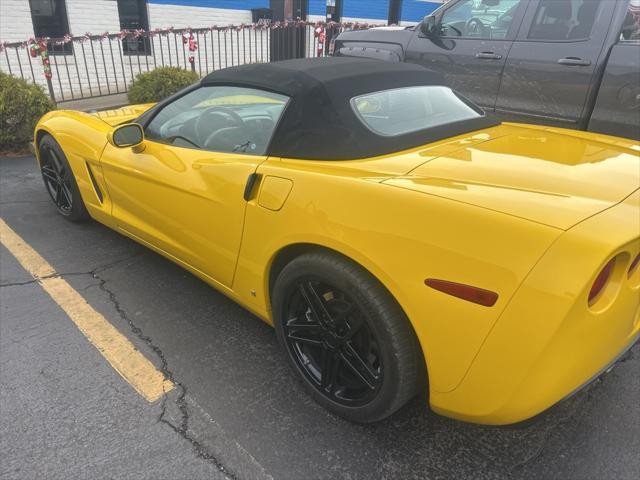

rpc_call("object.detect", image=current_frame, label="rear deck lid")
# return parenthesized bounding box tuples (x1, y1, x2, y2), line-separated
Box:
(383, 125, 640, 229)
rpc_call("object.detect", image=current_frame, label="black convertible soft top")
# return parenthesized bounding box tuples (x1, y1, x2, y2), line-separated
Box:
(144, 58, 499, 160)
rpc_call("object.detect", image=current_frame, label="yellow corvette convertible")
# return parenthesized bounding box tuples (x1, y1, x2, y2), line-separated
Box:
(33, 58, 639, 424)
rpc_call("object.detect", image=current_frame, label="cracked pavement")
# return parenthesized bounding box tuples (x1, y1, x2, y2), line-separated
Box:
(1, 155, 639, 480)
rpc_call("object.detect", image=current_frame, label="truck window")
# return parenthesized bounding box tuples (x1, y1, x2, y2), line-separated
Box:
(528, 0, 600, 42)
(620, 0, 640, 41)
(439, 0, 523, 40)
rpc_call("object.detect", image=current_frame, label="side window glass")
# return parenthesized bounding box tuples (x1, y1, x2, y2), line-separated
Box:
(621, 1, 640, 41)
(145, 86, 289, 155)
(528, 0, 601, 42)
(440, 0, 523, 40)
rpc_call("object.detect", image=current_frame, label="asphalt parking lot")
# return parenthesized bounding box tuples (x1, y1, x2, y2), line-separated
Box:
(1, 155, 639, 480)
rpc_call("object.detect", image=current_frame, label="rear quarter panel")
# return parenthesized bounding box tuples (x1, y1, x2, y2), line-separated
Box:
(234, 157, 562, 393)
(432, 190, 640, 424)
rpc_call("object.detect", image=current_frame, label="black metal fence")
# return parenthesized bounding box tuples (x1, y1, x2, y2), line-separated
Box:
(0, 22, 373, 105)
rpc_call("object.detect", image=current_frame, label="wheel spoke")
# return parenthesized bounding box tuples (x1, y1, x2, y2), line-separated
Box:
(286, 317, 323, 346)
(320, 350, 341, 393)
(54, 182, 62, 205)
(299, 281, 334, 326)
(342, 311, 365, 340)
(341, 342, 379, 390)
(287, 329, 323, 346)
(287, 333, 323, 346)
(42, 172, 57, 184)
(42, 166, 58, 183)
(60, 183, 73, 207)
(49, 150, 63, 173)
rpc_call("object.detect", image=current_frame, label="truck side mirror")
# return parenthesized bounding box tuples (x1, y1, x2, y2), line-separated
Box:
(420, 15, 438, 37)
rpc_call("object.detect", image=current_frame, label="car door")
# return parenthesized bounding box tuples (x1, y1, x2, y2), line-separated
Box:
(495, 0, 615, 128)
(405, 0, 527, 111)
(99, 86, 289, 287)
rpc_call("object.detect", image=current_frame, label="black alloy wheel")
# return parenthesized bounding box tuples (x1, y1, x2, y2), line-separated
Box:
(38, 134, 89, 222)
(40, 143, 74, 215)
(273, 251, 422, 423)
(283, 278, 384, 407)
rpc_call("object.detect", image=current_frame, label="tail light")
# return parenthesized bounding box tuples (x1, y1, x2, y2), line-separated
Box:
(588, 258, 616, 306)
(629, 253, 640, 278)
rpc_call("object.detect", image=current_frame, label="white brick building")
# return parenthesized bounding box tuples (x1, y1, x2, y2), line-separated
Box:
(0, 1, 444, 102)
(0, 1, 265, 43)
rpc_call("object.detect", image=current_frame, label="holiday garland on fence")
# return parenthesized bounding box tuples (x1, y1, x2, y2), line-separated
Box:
(28, 38, 52, 79)
(0, 20, 384, 81)
(183, 31, 198, 64)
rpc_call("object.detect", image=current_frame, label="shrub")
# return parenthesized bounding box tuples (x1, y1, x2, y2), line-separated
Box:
(127, 66, 199, 104)
(0, 71, 55, 150)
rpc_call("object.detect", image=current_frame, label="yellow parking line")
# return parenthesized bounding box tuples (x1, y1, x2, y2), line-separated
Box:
(0, 218, 173, 402)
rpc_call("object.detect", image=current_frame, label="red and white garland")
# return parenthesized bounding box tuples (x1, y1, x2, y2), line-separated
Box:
(182, 30, 198, 64)
(28, 38, 52, 79)
(314, 25, 326, 57)
(0, 20, 381, 80)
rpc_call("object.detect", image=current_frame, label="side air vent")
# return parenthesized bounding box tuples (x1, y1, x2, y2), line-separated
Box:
(85, 161, 104, 203)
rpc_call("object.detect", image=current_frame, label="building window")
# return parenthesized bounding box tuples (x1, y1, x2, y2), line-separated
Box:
(117, 0, 151, 55)
(29, 0, 72, 55)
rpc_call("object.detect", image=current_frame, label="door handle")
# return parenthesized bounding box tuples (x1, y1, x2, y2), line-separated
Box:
(557, 57, 591, 66)
(475, 51, 502, 60)
(243, 173, 261, 201)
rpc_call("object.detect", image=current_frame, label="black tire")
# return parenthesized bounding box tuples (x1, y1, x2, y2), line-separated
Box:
(273, 251, 423, 423)
(38, 134, 89, 222)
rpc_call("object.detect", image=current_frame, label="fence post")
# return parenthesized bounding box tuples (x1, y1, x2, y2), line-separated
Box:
(46, 75, 57, 107)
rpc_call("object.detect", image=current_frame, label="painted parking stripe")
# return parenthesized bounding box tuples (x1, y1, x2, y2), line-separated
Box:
(0, 218, 173, 402)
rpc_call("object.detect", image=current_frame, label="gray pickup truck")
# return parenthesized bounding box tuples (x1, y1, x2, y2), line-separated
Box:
(334, 0, 640, 140)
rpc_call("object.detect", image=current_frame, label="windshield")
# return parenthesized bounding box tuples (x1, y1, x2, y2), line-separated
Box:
(351, 86, 484, 137)
(145, 86, 289, 155)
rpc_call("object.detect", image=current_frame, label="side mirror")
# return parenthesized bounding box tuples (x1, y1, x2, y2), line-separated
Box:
(108, 123, 144, 149)
(420, 15, 438, 37)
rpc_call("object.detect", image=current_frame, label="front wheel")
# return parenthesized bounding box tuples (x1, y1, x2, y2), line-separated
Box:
(38, 134, 89, 222)
(273, 251, 423, 423)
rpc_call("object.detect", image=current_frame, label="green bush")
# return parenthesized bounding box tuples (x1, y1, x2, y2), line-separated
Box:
(0, 71, 55, 150)
(127, 66, 199, 104)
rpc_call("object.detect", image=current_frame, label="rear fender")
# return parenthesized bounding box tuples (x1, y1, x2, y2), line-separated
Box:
(431, 190, 640, 424)
(234, 159, 562, 393)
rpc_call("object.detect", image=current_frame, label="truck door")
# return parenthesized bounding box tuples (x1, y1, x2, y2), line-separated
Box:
(495, 0, 614, 128)
(589, 1, 640, 140)
(405, 0, 527, 111)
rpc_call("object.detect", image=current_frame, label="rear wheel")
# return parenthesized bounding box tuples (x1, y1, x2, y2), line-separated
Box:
(38, 134, 89, 222)
(273, 251, 422, 423)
